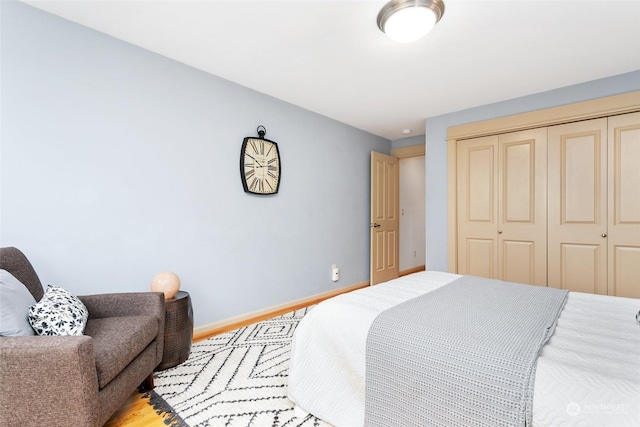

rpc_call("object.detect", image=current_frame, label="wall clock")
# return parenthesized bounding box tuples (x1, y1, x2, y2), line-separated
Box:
(240, 126, 281, 195)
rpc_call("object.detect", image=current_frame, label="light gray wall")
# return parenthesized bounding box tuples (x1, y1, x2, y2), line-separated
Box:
(0, 1, 390, 327)
(425, 70, 640, 272)
(391, 135, 424, 149)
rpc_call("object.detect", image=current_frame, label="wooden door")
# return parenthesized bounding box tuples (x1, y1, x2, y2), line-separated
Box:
(370, 152, 399, 285)
(607, 112, 640, 298)
(457, 136, 499, 279)
(548, 118, 608, 294)
(498, 129, 548, 286)
(457, 131, 547, 285)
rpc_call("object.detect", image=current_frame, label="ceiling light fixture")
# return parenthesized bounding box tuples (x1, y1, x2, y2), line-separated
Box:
(377, 0, 445, 43)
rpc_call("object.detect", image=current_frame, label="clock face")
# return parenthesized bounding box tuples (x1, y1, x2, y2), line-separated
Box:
(240, 137, 281, 195)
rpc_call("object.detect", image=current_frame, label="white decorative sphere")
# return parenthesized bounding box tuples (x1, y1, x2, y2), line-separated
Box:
(150, 271, 181, 300)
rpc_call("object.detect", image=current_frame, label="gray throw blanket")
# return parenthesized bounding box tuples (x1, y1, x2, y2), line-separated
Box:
(365, 276, 569, 427)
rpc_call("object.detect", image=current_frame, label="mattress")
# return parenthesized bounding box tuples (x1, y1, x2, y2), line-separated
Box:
(287, 271, 640, 426)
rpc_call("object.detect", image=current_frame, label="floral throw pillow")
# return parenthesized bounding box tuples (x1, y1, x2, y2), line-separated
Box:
(28, 285, 89, 336)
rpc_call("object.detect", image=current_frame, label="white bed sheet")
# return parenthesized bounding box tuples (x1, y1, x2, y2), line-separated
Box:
(287, 271, 640, 427)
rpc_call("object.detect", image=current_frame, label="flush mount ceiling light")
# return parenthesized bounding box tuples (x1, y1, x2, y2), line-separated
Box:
(377, 0, 445, 43)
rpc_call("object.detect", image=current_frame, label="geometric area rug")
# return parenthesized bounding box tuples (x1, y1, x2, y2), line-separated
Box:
(147, 306, 333, 427)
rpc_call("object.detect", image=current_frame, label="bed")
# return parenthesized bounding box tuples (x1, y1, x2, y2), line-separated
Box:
(287, 271, 640, 426)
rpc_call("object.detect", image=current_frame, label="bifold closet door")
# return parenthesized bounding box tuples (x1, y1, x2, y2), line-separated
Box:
(497, 129, 547, 286)
(548, 118, 608, 294)
(457, 136, 499, 279)
(607, 112, 640, 298)
(457, 130, 547, 285)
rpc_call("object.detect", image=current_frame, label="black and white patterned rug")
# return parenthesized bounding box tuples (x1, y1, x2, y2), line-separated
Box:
(148, 307, 332, 427)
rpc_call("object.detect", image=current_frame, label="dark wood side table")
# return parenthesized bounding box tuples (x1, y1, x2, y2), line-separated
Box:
(156, 291, 193, 371)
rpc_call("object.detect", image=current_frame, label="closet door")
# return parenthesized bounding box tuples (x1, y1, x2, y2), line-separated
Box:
(457, 130, 547, 285)
(498, 129, 547, 286)
(608, 112, 640, 298)
(457, 136, 498, 279)
(548, 118, 608, 294)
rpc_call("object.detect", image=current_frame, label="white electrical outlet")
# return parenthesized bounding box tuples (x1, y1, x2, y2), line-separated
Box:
(332, 264, 339, 282)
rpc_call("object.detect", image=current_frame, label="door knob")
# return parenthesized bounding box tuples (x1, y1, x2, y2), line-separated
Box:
(371, 223, 381, 228)
(601, 233, 607, 238)
(498, 230, 503, 234)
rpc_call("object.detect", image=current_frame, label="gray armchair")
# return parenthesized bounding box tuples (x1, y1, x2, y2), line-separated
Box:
(0, 247, 165, 426)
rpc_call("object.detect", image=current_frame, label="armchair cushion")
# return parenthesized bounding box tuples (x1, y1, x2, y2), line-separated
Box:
(85, 315, 160, 388)
(0, 269, 36, 336)
(80, 292, 166, 364)
(28, 285, 89, 336)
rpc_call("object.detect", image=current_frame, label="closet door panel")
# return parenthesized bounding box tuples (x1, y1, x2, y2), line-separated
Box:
(560, 243, 603, 294)
(498, 129, 547, 286)
(501, 240, 535, 285)
(466, 239, 496, 279)
(611, 246, 640, 298)
(457, 136, 498, 278)
(548, 119, 608, 294)
(608, 112, 640, 298)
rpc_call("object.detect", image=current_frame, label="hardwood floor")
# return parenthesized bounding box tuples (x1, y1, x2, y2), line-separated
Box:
(104, 390, 167, 427)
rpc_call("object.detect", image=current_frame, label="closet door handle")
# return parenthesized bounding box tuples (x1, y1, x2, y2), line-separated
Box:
(601, 233, 607, 238)
(498, 230, 503, 234)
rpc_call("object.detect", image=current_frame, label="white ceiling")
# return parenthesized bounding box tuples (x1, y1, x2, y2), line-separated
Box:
(23, 0, 640, 140)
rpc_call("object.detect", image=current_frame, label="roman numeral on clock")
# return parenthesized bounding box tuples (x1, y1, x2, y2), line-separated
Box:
(249, 140, 259, 155)
(249, 177, 259, 191)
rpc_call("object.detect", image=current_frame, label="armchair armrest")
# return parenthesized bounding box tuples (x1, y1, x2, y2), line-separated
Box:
(0, 336, 100, 426)
(79, 292, 165, 319)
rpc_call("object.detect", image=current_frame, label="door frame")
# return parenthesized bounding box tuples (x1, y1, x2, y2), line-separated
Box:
(392, 144, 426, 273)
(447, 91, 640, 273)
